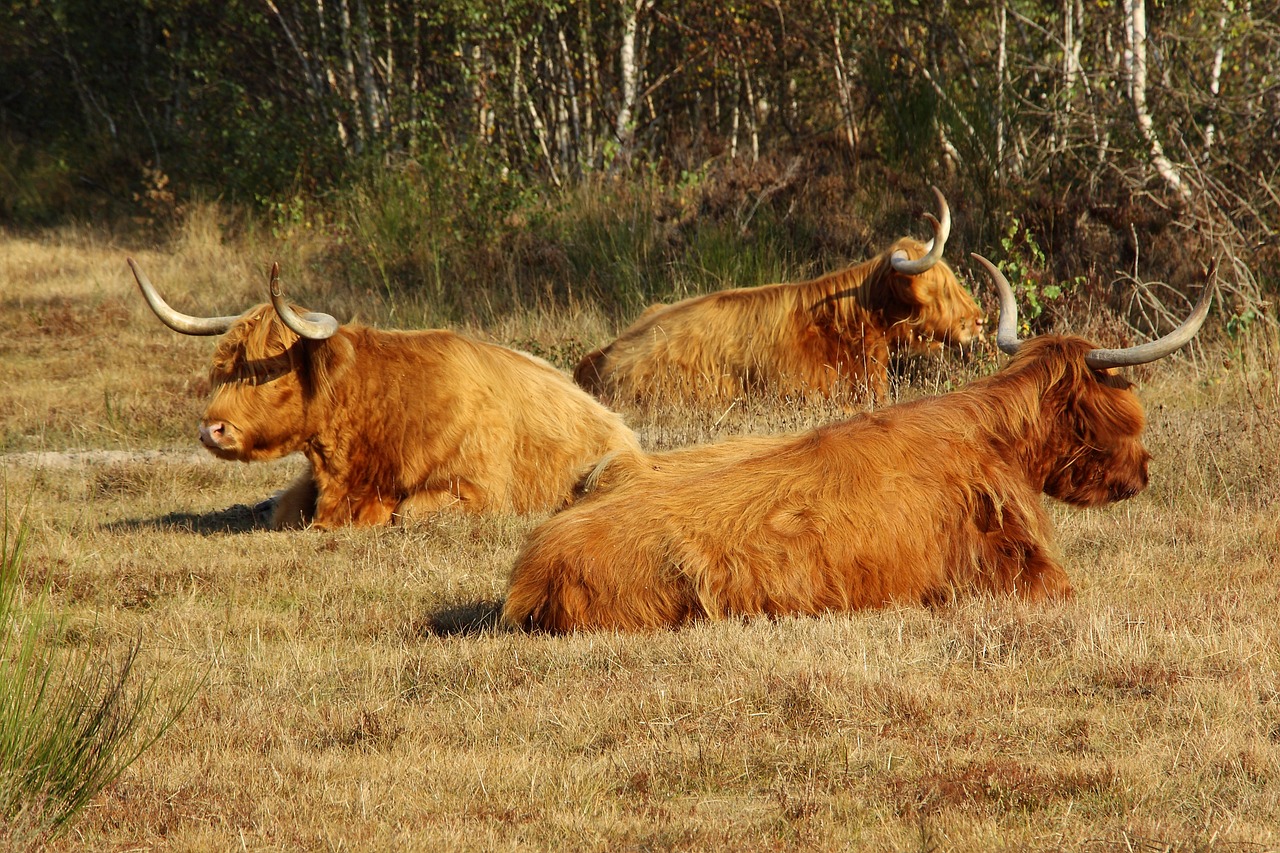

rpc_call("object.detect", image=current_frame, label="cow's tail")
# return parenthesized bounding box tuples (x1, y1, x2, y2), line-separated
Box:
(568, 447, 653, 503)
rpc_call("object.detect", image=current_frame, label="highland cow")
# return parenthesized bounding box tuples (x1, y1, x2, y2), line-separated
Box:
(574, 188, 984, 407)
(129, 258, 641, 529)
(504, 254, 1214, 632)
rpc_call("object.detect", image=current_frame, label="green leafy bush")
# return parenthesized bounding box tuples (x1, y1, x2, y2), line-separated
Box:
(998, 218, 1084, 334)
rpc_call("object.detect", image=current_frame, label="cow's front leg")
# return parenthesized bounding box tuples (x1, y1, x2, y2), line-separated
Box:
(271, 470, 318, 530)
(394, 480, 492, 521)
(1015, 549, 1074, 602)
(393, 489, 465, 521)
(312, 487, 398, 528)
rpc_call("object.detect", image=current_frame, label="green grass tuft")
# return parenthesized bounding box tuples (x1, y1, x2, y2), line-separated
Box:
(0, 510, 198, 848)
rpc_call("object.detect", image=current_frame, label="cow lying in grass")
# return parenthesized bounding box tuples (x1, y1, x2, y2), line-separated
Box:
(574, 187, 984, 408)
(129, 259, 640, 529)
(504, 254, 1214, 631)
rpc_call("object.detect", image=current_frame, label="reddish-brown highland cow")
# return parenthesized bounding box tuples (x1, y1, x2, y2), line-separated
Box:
(129, 259, 641, 529)
(574, 187, 984, 407)
(504, 255, 1214, 632)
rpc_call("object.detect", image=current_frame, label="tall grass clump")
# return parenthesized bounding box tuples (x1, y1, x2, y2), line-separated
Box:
(0, 514, 195, 848)
(332, 146, 537, 323)
(328, 152, 838, 324)
(333, 156, 679, 321)
(674, 213, 814, 299)
(534, 175, 678, 314)
(541, 164, 848, 315)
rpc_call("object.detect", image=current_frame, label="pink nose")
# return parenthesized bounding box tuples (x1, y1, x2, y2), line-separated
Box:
(199, 422, 225, 449)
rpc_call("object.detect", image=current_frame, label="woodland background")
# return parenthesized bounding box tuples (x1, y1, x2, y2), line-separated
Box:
(2, 0, 1277, 329)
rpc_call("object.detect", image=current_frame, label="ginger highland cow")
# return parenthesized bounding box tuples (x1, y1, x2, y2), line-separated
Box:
(129, 259, 640, 529)
(574, 188, 984, 408)
(504, 254, 1214, 632)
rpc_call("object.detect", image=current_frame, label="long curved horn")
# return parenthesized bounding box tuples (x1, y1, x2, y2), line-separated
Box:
(1084, 261, 1215, 369)
(127, 257, 239, 336)
(268, 263, 340, 340)
(970, 253, 1022, 355)
(891, 185, 952, 275)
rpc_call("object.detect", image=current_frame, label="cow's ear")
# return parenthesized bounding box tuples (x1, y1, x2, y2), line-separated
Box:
(308, 333, 356, 394)
(1071, 363, 1143, 439)
(900, 269, 939, 307)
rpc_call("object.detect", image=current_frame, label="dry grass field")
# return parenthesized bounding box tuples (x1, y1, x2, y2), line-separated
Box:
(2, 217, 1279, 851)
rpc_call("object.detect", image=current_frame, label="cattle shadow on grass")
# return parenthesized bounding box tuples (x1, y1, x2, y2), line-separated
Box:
(105, 500, 274, 536)
(419, 600, 505, 637)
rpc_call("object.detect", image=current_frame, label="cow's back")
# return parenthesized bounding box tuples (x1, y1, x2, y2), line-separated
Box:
(338, 328, 640, 516)
(424, 327, 640, 507)
(578, 285, 799, 404)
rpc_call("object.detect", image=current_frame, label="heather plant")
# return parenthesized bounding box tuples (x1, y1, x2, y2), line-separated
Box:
(0, 513, 195, 848)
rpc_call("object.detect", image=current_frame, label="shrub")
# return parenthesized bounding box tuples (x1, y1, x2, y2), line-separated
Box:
(0, 514, 196, 848)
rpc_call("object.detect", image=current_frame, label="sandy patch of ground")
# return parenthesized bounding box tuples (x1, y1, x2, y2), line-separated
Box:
(0, 449, 214, 468)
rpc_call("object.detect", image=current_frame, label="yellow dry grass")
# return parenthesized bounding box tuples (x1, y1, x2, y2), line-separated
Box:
(1, 215, 1278, 851)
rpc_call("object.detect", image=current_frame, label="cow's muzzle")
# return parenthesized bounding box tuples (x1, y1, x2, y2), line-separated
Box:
(199, 421, 237, 454)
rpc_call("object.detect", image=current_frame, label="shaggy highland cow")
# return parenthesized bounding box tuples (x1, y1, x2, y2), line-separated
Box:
(129, 259, 641, 529)
(504, 254, 1214, 632)
(574, 188, 984, 408)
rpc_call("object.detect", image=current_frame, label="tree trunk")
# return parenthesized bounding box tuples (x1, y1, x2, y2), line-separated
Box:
(336, 0, 366, 151)
(514, 42, 561, 186)
(995, 0, 1007, 181)
(614, 0, 650, 166)
(1121, 0, 1192, 204)
(354, 0, 386, 136)
(1203, 2, 1228, 154)
(827, 7, 859, 155)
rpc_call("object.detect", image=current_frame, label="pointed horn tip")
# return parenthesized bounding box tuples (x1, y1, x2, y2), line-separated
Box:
(929, 184, 949, 213)
(126, 257, 153, 291)
(969, 253, 1023, 356)
(269, 263, 282, 298)
(1182, 259, 1218, 319)
(1083, 262, 1217, 370)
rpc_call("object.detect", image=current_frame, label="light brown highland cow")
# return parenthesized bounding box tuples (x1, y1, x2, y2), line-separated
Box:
(574, 188, 984, 407)
(504, 255, 1214, 632)
(129, 259, 640, 529)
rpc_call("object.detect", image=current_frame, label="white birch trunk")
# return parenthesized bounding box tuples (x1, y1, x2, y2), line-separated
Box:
(829, 9, 858, 152)
(578, 4, 600, 163)
(312, 0, 353, 152)
(514, 43, 561, 186)
(995, 0, 1007, 180)
(1204, 3, 1228, 154)
(614, 0, 650, 163)
(1121, 0, 1193, 203)
(740, 54, 760, 163)
(730, 83, 740, 160)
(409, 7, 421, 151)
(336, 0, 366, 151)
(558, 25, 582, 164)
(354, 0, 385, 135)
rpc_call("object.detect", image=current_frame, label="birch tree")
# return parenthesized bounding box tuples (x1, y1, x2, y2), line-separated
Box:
(614, 0, 653, 166)
(1121, 0, 1194, 204)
